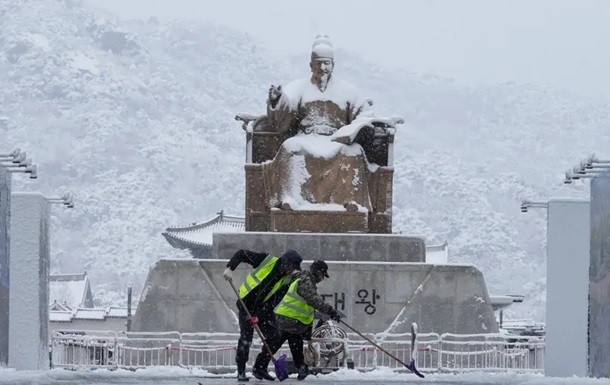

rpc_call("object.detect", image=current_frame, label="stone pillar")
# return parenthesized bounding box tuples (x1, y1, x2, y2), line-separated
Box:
(0, 168, 11, 366)
(8, 193, 50, 370)
(545, 198, 589, 377)
(589, 172, 610, 378)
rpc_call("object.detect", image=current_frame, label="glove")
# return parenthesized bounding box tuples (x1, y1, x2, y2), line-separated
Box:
(248, 316, 258, 326)
(328, 308, 342, 322)
(314, 310, 331, 322)
(223, 267, 234, 281)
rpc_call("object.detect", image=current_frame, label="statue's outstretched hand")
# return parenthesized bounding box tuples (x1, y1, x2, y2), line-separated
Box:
(268, 85, 282, 105)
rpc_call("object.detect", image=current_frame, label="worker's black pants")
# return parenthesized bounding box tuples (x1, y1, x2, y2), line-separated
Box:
(253, 330, 306, 371)
(235, 304, 277, 373)
(253, 324, 313, 372)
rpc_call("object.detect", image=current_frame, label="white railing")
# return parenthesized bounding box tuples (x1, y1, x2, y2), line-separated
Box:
(50, 330, 544, 374)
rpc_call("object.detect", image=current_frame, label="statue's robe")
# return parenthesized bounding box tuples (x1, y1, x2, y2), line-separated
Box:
(261, 77, 376, 211)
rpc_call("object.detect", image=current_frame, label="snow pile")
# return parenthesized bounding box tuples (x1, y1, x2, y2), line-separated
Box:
(0, 366, 218, 384)
(3, 367, 610, 384)
(283, 134, 360, 159)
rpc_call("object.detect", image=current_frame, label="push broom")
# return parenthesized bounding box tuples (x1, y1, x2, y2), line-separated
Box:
(339, 320, 425, 378)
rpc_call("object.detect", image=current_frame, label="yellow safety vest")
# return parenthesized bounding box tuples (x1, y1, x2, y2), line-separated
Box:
(238, 254, 287, 302)
(263, 275, 291, 302)
(274, 278, 315, 325)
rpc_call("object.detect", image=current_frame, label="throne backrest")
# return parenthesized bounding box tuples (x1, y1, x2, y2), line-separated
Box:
(247, 116, 288, 164)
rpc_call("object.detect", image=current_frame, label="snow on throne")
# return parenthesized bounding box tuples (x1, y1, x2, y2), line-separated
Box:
(235, 35, 403, 234)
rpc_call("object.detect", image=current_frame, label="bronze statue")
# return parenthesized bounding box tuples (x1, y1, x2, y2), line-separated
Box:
(237, 35, 403, 233)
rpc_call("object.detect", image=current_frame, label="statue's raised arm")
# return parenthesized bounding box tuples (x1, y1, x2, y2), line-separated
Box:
(266, 83, 297, 135)
(268, 85, 282, 108)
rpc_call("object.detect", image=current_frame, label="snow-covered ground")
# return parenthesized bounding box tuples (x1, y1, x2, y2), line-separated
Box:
(1, 367, 610, 385)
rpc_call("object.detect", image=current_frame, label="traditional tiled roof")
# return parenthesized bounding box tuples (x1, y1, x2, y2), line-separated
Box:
(49, 306, 135, 323)
(50, 299, 72, 312)
(489, 294, 525, 311)
(49, 272, 94, 309)
(50, 310, 73, 323)
(73, 308, 107, 320)
(107, 306, 131, 318)
(162, 210, 245, 249)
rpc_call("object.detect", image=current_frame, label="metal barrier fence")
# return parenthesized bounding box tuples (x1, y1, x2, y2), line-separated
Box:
(50, 330, 544, 374)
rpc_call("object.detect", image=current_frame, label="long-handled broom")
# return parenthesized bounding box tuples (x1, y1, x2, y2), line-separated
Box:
(339, 320, 425, 378)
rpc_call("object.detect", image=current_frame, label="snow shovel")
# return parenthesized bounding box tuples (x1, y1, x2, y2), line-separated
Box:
(339, 320, 425, 378)
(227, 279, 289, 381)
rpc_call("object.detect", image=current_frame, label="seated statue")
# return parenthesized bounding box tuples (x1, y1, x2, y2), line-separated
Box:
(259, 35, 403, 213)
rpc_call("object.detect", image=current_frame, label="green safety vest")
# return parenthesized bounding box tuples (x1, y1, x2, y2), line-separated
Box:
(274, 278, 315, 325)
(238, 255, 289, 302)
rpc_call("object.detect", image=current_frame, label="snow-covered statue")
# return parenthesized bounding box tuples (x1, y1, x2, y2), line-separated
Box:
(237, 35, 403, 233)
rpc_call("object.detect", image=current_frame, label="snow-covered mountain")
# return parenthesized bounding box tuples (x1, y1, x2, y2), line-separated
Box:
(2, 0, 606, 319)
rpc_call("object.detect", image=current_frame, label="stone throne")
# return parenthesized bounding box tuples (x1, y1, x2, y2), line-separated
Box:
(236, 112, 400, 234)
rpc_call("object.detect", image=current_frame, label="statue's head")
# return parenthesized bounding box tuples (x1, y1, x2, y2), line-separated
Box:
(310, 35, 334, 90)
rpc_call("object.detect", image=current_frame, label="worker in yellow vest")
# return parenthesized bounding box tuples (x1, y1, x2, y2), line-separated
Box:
(252, 260, 341, 381)
(223, 249, 303, 382)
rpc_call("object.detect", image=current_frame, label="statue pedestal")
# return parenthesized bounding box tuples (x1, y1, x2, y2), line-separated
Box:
(213, 231, 425, 263)
(132, 258, 498, 336)
(138, 231, 498, 336)
(269, 209, 368, 233)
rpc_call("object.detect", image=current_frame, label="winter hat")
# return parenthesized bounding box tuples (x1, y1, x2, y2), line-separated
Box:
(281, 249, 303, 271)
(310, 260, 330, 278)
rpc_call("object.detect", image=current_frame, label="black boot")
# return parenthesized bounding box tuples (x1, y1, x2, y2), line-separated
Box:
(237, 361, 249, 382)
(253, 367, 276, 381)
(253, 352, 275, 381)
(297, 364, 308, 381)
(237, 370, 249, 382)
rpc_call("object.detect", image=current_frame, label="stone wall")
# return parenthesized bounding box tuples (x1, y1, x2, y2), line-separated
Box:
(132, 258, 497, 335)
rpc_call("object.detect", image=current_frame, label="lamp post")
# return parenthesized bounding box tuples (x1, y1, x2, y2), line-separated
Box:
(520, 199, 549, 213)
(563, 153, 610, 378)
(564, 153, 610, 184)
(0, 149, 38, 180)
(8, 191, 73, 370)
(0, 148, 38, 366)
(521, 196, 590, 378)
(47, 193, 75, 209)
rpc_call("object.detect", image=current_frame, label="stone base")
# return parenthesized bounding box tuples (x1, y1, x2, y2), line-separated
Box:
(132, 258, 498, 336)
(269, 209, 368, 233)
(213, 231, 426, 262)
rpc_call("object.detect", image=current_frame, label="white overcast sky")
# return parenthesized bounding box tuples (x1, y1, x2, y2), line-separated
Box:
(85, 0, 610, 98)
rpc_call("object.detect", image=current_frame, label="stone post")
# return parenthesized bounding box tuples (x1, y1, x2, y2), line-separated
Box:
(545, 198, 590, 377)
(0, 168, 11, 366)
(589, 171, 610, 378)
(8, 193, 50, 370)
